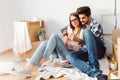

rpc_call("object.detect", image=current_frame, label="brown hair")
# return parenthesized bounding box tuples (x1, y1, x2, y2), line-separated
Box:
(76, 6, 91, 16)
(69, 12, 81, 30)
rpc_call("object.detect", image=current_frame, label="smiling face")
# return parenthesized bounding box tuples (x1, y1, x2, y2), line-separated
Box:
(78, 14, 91, 26)
(69, 12, 81, 30)
(70, 15, 80, 28)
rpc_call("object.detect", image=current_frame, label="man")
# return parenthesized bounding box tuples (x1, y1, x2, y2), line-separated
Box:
(76, 6, 106, 59)
(65, 6, 107, 80)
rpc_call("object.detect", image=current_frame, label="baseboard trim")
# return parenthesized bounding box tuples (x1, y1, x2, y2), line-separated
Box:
(0, 49, 12, 54)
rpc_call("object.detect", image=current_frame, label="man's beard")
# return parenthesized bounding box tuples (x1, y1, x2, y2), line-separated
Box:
(82, 20, 89, 26)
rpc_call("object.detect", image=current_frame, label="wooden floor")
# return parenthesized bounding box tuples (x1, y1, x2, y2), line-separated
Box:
(0, 48, 68, 80)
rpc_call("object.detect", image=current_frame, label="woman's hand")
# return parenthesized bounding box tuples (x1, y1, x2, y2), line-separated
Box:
(68, 34, 76, 41)
(62, 36, 73, 50)
(73, 45, 80, 51)
(66, 40, 73, 50)
(71, 34, 76, 41)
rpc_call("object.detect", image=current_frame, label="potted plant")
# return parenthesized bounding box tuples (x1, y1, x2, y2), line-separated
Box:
(36, 27, 46, 41)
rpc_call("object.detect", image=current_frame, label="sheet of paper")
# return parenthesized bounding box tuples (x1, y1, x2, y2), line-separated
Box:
(0, 62, 16, 75)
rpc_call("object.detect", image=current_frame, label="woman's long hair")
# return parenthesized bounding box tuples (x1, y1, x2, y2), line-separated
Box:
(69, 12, 82, 30)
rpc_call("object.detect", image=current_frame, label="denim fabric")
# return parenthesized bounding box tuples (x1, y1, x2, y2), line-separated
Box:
(29, 41, 47, 66)
(29, 34, 69, 66)
(60, 26, 68, 33)
(94, 36, 106, 59)
(83, 29, 100, 69)
(66, 29, 102, 77)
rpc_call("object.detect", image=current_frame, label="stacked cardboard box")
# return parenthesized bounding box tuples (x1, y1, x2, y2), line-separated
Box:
(27, 21, 44, 42)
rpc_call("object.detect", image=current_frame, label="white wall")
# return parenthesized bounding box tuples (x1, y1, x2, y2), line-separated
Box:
(0, 0, 120, 52)
(0, 0, 17, 52)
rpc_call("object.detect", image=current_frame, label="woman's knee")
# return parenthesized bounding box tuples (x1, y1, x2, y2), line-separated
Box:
(37, 41, 48, 50)
(40, 41, 47, 46)
(50, 33, 60, 39)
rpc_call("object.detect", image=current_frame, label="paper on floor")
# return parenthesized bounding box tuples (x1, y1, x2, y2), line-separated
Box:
(35, 58, 97, 80)
(0, 61, 16, 75)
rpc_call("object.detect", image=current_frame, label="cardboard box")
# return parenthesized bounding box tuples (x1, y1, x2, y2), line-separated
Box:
(27, 21, 44, 42)
(110, 71, 118, 79)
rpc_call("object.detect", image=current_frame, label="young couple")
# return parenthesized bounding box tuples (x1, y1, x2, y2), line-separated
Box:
(11, 6, 107, 80)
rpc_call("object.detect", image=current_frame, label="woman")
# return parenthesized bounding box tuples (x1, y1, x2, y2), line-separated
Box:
(11, 12, 85, 78)
(63, 12, 85, 51)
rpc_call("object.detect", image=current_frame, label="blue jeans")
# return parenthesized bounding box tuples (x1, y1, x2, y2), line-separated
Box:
(29, 34, 69, 66)
(94, 36, 106, 59)
(66, 29, 103, 77)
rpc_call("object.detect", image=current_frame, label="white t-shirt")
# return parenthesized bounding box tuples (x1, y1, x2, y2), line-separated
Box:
(65, 26, 87, 52)
(67, 26, 84, 40)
